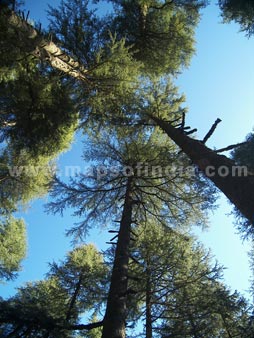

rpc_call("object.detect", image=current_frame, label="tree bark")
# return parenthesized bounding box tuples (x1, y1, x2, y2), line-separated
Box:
(1, 8, 88, 80)
(145, 266, 153, 338)
(151, 116, 254, 229)
(102, 177, 134, 338)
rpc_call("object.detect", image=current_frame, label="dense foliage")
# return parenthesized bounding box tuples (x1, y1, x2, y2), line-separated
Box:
(0, 217, 26, 281)
(219, 0, 254, 36)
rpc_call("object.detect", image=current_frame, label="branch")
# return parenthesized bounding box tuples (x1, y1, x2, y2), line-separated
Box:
(215, 141, 248, 153)
(66, 274, 83, 322)
(202, 118, 222, 144)
(62, 320, 104, 331)
(185, 128, 197, 136)
(180, 111, 186, 132)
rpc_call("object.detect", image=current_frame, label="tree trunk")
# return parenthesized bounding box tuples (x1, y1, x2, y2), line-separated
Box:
(102, 177, 134, 338)
(151, 116, 254, 229)
(139, 4, 148, 34)
(1, 7, 88, 80)
(145, 266, 153, 338)
(66, 273, 83, 322)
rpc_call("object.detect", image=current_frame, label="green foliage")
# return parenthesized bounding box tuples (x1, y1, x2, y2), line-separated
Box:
(79, 316, 103, 338)
(0, 12, 79, 271)
(77, 34, 141, 129)
(0, 278, 73, 337)
(0, 7, 27, 77)
(0, 148, 55, 217)
(0, 60, 78, 157)
(1, 2, 252, 337)
(48, 244, 109, 315)
(219, 0, 254, 36)
(48, 0, 103, 66)
(48, 122, 216, 241)
(127, 222, 251, 337)
(48, 79, 216, 242)
(48, 1, 141, 81)
(0, 216, 26, 281)
(48, 1, 141, 129)
(0, 244, 107, 337)
(106, 0, 206, 75)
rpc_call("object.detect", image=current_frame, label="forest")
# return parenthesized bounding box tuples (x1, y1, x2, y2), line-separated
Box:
(0, 0, 254, 337)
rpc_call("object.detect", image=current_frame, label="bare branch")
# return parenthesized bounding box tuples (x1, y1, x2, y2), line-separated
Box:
(215, 141, 248, 153)
(58, 320, 104, 331)
(202, 118, 222, 144)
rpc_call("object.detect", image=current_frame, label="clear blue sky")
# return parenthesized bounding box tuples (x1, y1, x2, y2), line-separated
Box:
(1, 0, 253, 303)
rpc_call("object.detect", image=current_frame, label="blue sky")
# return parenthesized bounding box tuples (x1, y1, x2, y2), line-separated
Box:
(1, 0, 253, 303)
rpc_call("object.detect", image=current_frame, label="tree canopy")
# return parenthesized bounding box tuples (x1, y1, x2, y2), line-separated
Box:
(0, 0, 253, 337)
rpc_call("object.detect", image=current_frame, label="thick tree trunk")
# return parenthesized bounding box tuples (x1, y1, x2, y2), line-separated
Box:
(151, 116, 254, 229)
(102, 177, 134, 338)
(1, 8, 88, 80)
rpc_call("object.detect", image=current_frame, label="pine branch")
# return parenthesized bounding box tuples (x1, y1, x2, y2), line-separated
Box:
(180, 112, 186, 132)
(215, 141, 248, 153)
(62, 320, 104, 331)
(202, 118, 222, 144)
(185, 128, 197, 136)
(65, 274, 83, 322)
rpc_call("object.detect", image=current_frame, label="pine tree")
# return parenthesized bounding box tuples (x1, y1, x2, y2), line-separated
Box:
(1, 1, 253, 337)
(149, 115, 254, 236)
(2, 0, 253, 235)
(126, 222, 250, 337)
(47, 120, 215, 337)
(219, 0, 254, 36)
(0, 244, 107, 337)
(105, 0, 206, 75)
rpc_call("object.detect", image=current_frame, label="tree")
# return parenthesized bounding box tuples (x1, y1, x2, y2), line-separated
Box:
(47, 120, 216, 337)
(2, 0, 253, 235)
(105, 0, 206, 75)
(0, 1, 79, 219)
(47, 244, 108, 321)
(126, 222, 250, 337)
(219, 0, 254, 36)
(0, 244, 107, 337)
(0, 1, 253, 337)
(0, 216, 26, 281)
(0, 2, 80, 274)
(148, 115, 254, 236)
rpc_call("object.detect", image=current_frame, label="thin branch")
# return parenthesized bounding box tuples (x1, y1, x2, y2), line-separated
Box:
(58, 320, 104, 331)
(180, 112, 186, 133)
(215, 141, 248, 153)
(185, 128, 197, 136)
